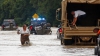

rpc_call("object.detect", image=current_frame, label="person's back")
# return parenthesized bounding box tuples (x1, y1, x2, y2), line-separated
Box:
(71, 10, 86, 25)
(74, 10, 86, 17)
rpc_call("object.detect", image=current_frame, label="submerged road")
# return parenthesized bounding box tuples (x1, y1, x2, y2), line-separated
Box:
(0, 27, 96, 56)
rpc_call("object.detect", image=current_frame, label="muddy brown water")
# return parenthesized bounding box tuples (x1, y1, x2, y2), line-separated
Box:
(0, 27, 97, 56)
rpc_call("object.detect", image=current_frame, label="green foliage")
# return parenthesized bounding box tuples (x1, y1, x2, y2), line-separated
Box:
(0, 0, 62, 26)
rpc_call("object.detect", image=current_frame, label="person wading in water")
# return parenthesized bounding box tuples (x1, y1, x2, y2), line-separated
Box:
(17, 24, 30, 45)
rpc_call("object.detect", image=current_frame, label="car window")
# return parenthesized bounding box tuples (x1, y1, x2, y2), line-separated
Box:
(31, 20, 46, 26)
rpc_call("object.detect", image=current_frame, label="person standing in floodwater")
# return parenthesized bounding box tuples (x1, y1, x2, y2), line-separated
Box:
(17, 24, 30, 45)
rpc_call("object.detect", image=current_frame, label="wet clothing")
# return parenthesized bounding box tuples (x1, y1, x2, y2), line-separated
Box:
(19, 29, 30, 34)
(21, 34, 29, 45)
(19, 29, 30, 45)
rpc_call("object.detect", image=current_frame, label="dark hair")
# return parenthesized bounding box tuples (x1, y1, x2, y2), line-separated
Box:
(23, 24, 28, 26)
(23, 24, 27, 27)
(25, 24, 28, 26)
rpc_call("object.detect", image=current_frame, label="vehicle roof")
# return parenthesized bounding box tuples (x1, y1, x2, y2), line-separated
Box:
(65, 0, 100, 4)
(4, 19, 14, 21)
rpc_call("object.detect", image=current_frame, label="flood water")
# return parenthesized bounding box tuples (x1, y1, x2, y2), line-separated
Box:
(0, 27, 97, 56)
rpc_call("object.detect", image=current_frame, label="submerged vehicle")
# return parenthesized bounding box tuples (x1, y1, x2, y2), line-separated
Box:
(29, 18, 52, 35)
(56, 0, 100, 45)
(1, 19, 18, 30)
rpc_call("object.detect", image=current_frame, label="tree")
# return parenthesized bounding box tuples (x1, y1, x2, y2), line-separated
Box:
(0, 0, 62, 26)
(30, 0, 62, 26)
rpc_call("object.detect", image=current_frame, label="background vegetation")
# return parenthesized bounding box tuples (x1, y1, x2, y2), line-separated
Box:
(0, 0, 62, 26)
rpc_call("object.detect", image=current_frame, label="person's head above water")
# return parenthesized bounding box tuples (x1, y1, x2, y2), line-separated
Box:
(23, 24, 27, 30)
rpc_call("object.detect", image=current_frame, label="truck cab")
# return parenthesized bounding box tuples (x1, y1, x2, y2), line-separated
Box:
(56, 0, 100, 45)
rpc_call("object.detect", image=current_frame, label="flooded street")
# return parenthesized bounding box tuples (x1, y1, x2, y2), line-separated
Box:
(0, 27, 97, 56)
